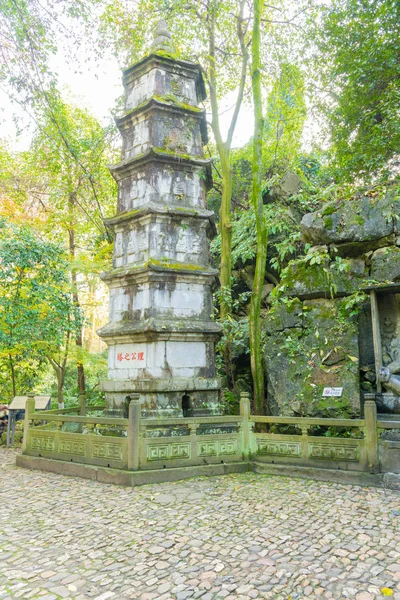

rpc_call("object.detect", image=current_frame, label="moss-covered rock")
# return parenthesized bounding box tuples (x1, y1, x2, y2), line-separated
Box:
(265, 298, 360, 416)
(265, 298, 303, 333)
(300, 192, 398, 250)
(280, 254, 367, 299)
(371, 246, 400, 281)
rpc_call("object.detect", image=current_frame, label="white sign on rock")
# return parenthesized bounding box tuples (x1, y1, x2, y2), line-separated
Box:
(322, 387, 343, 397)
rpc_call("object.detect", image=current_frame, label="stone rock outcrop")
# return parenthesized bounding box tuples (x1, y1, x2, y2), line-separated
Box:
(281, 255, 367, 299)
(266, 186, 400, 417)
(300, 192, 399, 251)
(272, 171, 303, 201)
(370, 247, 400, 282)
(265, 298, 360, 417)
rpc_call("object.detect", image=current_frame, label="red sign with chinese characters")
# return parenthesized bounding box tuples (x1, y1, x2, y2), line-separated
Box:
(116, 352, 145, 362)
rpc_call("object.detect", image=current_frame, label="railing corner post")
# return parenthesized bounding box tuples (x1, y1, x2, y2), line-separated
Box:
(240, 392, 251, 460)
(364, 396, 379, 472)
(128, 394, 141, 470)
(79, 392, 86, 416)
(22, 396, 35, 453)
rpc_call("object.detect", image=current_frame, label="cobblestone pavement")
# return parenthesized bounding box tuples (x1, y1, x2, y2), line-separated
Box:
(1, 449, 400, 600)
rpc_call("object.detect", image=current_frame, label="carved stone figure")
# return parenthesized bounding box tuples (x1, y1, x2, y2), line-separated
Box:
(379, 365, 400, 396)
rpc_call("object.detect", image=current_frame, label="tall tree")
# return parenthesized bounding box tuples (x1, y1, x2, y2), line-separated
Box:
(0, 0, 104, 121)
(15, 97, 116, 400)
(0, 220, 82, 401)
(249, 0, 267, 414)
(311, 0, 400, 180)
(264, 63, 306, 174)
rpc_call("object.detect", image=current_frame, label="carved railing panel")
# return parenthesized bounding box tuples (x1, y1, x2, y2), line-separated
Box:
(249, 415, 369, 471)
(139, 416, 243, 469)
(24, 410, 129, 469)
(21, 396, 383, 475)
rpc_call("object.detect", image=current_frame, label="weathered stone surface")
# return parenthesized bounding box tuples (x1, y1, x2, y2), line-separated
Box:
(272, 171, 303, 200)
(265, 298, 303, 333)
(117, 101, 205, 161)
(265, 299, 360, 416)
(112, 213, 211, 268)
(107, 272, 214, 324)
(281, 255, 367, 299)
(113, 157, 211, 214)
(380, 440, 400, 473)
(300, 193, 398, 247)
(123, 54, 204, 113)
(99, 24, 221, 417)
(371, 247, 400, 282)
(2, 448, 400, 600)
(383, 472, 400, 490)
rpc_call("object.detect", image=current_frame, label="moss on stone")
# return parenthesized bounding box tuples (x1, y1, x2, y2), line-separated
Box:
(148, 258, 206, 271)
(321, 204, 336, 217)
(153, 49, 180, 60)
(324, 217, 333, 229)
(153, 94, 202, 113)
(173, 206, 200, 215)
(110, 208, 140, 222)
(355, 215, 365, 225)
(153, 147, 196, 162)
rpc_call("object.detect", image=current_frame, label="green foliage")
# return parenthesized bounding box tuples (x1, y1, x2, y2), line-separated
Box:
(28, 93, 117, 248)
(211, 195, 310, 275)
(0, 220, 83, 394)
(100, 0, 251, 96)
(264, 64, 306, 174)
(0, 0, 105, 100)
(50, 350, 107, 408)
(221, 389, 241, 415)
(311, 0, 400, 181)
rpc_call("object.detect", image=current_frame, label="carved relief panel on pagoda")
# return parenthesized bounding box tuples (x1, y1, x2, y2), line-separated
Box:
(115, 162, 209, 213)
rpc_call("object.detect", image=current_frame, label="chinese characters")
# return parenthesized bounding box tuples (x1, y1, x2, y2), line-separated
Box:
(116, 352, 145, 362)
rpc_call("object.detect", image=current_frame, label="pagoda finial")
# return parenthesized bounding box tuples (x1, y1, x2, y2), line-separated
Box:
(151, 19, 175, 53)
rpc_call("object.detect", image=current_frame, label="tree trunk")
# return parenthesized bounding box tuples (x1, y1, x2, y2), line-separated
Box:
(68, 191, 86, 401)
(52, 362, 65, 409)
(207, 3, 248, 321)
(249, 0, 267, 415)
(219, 148, 233, 319)
(9, 354, 16, 397)
(57, 375, 65, 409)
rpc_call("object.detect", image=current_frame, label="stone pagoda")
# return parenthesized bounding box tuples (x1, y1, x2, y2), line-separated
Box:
(99, 21, 222, 418)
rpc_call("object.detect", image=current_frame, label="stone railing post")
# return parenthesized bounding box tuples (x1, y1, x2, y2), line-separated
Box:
(128, 394, 141, 470)
(240, 392, 251, 459)
(79, 392, 86, 416)
(364, 396, 379, 472)
(22, 396, 35, 453)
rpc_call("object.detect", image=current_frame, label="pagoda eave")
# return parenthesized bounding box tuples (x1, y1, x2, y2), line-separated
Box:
(122, 52, 207, 102)
(105, 203, 216, 228)
(100, 261, 219, 283)
(108, 148, 212, 185)
(116, 96, 205, 124)
(97, 319, 222, 341)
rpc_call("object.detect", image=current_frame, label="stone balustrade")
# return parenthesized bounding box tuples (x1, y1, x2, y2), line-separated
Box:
(17, 396, 400, 489)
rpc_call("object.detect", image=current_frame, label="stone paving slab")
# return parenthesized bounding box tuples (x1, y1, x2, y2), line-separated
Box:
(1, 448, 400, 600)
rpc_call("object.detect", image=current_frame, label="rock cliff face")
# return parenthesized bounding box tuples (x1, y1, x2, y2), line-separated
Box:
(265, 188, 400, 417)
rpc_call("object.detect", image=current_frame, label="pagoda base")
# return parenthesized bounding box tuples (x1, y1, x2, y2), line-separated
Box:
(101, 377, 222, 418)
